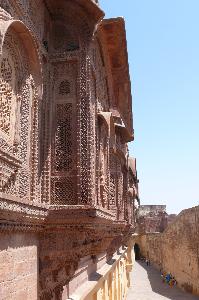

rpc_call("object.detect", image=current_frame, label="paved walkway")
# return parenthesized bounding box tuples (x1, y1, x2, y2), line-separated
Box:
(127, 261, 199, 300)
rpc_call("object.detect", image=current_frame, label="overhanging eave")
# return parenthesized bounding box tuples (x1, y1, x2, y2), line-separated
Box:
(98, 17, 133, 136)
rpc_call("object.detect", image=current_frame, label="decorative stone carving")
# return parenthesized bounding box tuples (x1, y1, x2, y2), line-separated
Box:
(0, 6, 12, 21)
(99, 121, 109, 208)
(0, 149, 21, 194)
(0, 2, 138, 300)
(51, 62, 78, 205)
(0, 50, 16, 141)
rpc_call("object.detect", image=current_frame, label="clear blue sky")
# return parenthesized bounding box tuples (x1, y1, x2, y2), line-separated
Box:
(100, 0, 199, 214)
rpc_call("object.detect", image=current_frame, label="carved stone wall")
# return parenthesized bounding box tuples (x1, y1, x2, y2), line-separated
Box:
(109, 154, 124, 218)
(51, 63, 78, 205)
(0, 25, 41, 203)
(0, 2, 137, 300)
(98, 120, 109, 208)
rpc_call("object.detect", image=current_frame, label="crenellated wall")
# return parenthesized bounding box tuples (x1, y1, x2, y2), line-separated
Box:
(135, 206, 199, 296)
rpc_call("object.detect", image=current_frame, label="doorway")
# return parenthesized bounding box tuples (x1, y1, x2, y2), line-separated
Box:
(134, 243, 141, 260)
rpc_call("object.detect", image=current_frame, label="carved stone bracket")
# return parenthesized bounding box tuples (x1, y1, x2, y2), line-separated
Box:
(38, 206, 134, 300)
(97, 111, 112, 136)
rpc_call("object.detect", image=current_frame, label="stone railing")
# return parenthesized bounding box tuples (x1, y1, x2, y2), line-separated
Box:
(67, 245, 135, 300)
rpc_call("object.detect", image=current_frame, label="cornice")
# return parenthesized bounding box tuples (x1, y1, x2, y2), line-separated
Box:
(0, 221, 44, 232)
(0, 195, 48, 232)
(47, 205, 118, 224)
(0, 197, 135, 233)
(0, 194, 48, 216)
(97, 18, 134, 136)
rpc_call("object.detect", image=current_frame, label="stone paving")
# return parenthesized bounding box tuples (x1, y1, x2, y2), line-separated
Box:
(127, 261, 199, 300)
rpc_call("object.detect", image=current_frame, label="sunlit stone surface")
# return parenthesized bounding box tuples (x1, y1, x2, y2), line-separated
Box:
(0, 1, 139, 299)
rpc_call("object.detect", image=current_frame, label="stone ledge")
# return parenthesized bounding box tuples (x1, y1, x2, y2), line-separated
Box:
(48, 205, 117, 223)
(68, 247, 128, 300)
(0, 198, 134, 233)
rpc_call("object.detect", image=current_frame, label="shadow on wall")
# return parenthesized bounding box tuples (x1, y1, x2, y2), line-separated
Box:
(138, 261, 199, 300)
(0, 232, 38, 251)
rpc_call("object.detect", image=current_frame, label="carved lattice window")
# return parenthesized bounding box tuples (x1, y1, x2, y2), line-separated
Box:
(1, 58, 12, 81)
(109, 155, 123, 209)
(59, 80, 70, 95)
(110, 174, 116, 206)
(0, 56, 15, 138)
(51, 63, 77, 205)
(118, 174, 123, 207)
(0, 29, 41, 202)
(55, 103, 73, 172)
(53, 179, 76, 205)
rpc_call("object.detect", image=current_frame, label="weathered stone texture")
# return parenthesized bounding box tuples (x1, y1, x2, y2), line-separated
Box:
(0, 233, 38, 300)
(137, 205, 176, 233)
(0, 1, 138, 299)
(136, 206, 199, 296)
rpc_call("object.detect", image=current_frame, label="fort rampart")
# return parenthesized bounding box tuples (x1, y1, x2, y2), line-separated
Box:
(135, 206, 199, 296)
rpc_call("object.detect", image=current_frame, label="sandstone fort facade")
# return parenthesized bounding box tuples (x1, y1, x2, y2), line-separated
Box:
(0, 1, 139, 299)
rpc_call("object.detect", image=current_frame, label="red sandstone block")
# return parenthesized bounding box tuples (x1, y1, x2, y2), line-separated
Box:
(25, 273, 37, 287)
(0, 264, 14, 282)
(1, 296, 12, 300)
(14, 289, 28, 300)
(28, 246, 37, 260)
(28, 284, 38, 300)
(14, 276, 30, 291)
(13, 248, 29, 262)
(28, 260, 38, 274)
(14, 261, 29, 277)
(0, 251, 13, 265)
(0, 281, 15, 299)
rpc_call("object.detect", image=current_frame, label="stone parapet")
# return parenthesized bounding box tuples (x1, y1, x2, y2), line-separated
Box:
(67, 245, 134, 300)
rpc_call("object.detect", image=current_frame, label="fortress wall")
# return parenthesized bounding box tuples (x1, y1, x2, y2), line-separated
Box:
(0, 232, 39, 300)
(136, 206, 199, 295)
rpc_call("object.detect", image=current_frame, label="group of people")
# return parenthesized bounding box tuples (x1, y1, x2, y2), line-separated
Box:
(161, 272, 177, 287)
(140, 256, 151, 266)
(140, 256, 177, 288)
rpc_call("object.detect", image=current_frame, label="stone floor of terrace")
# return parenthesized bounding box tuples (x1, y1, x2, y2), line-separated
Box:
(127, 261, 199, 300)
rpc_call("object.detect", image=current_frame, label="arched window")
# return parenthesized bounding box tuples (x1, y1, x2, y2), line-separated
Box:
(0, 52, 16, 142)
(0, 20, 42, 202)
